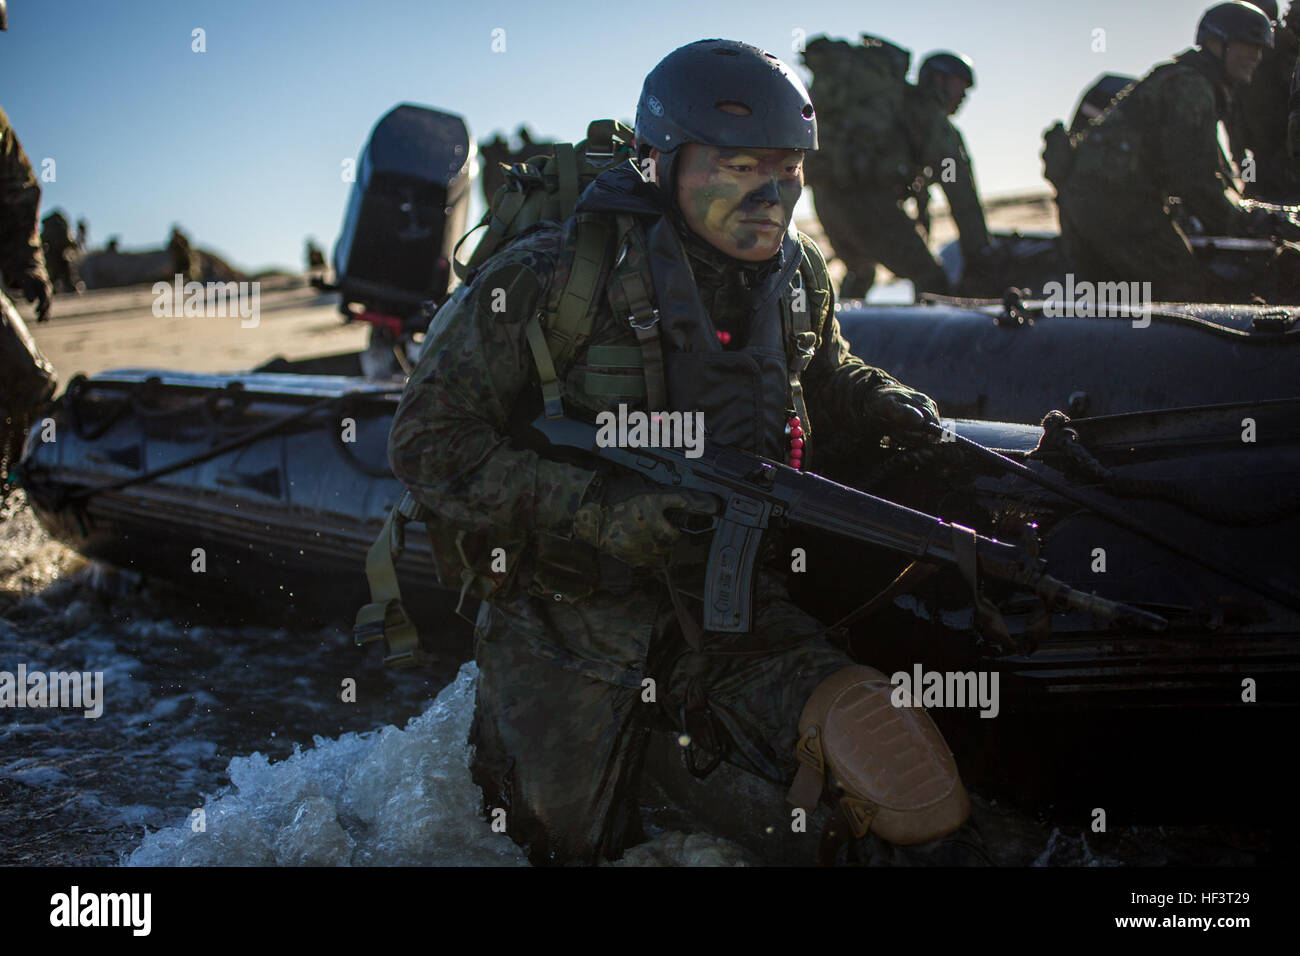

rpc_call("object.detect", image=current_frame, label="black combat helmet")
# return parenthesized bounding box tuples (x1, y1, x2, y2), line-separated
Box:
(1197, 1, 1276, 48)
(919, 51, 977, 89)
(1245, 0, 1279, 24)
(634, 39, 818, 155)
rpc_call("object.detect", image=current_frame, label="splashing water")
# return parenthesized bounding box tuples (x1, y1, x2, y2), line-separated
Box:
(127, 663, 751, 867)
(127, 663, 531, 866)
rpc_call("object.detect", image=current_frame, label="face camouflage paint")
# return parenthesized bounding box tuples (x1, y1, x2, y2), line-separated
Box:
(674, 144, 804, 260)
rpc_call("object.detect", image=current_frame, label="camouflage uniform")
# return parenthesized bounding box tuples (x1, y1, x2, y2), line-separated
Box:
(41, 210, 80, 293)
(813, 82, 989, 298)
(1230, 19, 1300, 202)
(1, 108, 50, 304)
(1058, 49, 1250, 301)
(305, 238, 325, 272)
(168, 228, 196, 282)
(388, 163, 934, 865)
(0, 107, 57, 495)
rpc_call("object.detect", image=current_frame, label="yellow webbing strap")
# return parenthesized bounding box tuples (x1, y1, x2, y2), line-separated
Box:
(525, 313, 565, 419)
(354, 492, 426, 668)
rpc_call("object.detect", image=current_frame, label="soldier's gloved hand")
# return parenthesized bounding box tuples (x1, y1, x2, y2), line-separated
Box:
(21, 272, 52, 321)
(573, 473, 720, 569)
(865, 385, 941, 442)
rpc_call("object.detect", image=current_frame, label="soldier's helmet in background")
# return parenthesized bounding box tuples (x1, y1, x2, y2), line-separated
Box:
(1197, 1, 1276, 48)
(919, 51, 977, 90)
(1243, 0, 1279, 25)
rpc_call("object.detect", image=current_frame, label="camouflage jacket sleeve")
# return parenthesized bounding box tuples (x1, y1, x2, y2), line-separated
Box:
(933, 122, 990, 255)
(0, 109, 48, 289)
(388, 228, 598, 541)
(796, 235, 917, 435)
(906, 91, 988, 254)
(1152, 71, 1244, 234)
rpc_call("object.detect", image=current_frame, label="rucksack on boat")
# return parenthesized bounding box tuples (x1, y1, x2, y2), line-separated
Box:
(801, 34, 911, 186)
(357, 120, 638, 665)
(453, 119, 637, 282)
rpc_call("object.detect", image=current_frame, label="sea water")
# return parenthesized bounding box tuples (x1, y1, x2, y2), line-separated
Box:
(0, 494, 1266, 867)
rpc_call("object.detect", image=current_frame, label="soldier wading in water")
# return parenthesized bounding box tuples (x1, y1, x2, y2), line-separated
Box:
(388, 39, 986, 865)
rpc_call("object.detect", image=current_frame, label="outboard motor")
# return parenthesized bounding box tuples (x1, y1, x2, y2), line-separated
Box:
(331, 104, 474, 375)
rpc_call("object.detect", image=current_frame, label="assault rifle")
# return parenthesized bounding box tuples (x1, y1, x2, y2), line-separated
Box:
(534, 413, 1167, 639)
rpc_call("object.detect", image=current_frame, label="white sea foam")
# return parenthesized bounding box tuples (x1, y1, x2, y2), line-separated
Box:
(126, 662, 748, 866)
(127, 662, 526, 866)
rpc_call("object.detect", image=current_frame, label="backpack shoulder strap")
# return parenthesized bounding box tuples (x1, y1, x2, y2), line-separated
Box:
(545, 212, 615, 370)
(554, 143, 579, 219)
(523, 211, 621, 419)
(529, 212, 669, 415)
(454, 167, 541, 282)
(783, 234, 833, 459)
(608, 214, 667, 410)
(794, 232, 832, 338)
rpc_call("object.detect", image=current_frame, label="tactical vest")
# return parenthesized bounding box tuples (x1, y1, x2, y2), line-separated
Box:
(516, 211, 826, 603)
(801, 34, 911, 189)
(524, 210, 826, 454)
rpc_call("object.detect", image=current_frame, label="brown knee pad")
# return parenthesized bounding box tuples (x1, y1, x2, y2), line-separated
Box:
(786, 665, 969, 846)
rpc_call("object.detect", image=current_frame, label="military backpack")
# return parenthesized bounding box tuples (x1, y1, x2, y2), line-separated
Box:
(800, 34, 911, 187)
(355, 120, 636, 664)
(453, 120, 638, 282)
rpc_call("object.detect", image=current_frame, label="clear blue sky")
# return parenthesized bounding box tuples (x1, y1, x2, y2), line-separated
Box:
(0, 0, 1261, 272)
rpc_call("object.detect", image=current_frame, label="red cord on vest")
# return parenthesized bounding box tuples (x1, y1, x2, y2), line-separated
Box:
(787, 416, 803, 470)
